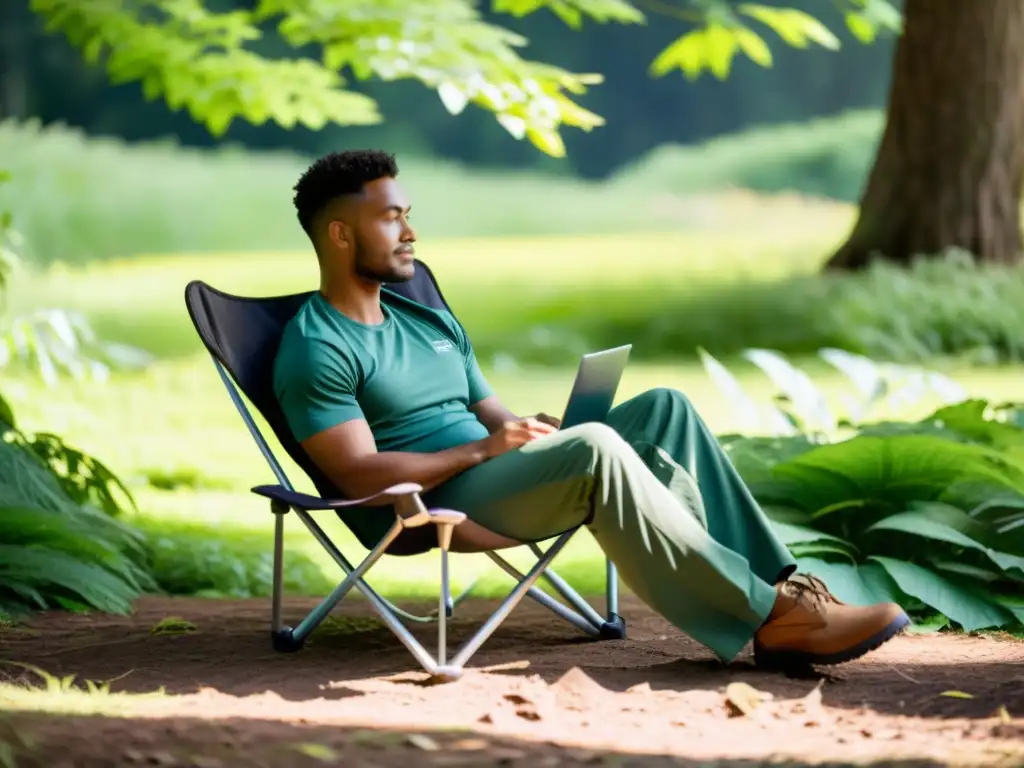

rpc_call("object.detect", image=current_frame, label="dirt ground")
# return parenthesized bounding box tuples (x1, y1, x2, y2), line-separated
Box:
(1, 594, 1022, 767)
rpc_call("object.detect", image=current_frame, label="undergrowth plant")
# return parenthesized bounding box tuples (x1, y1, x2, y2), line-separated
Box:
(0, 170, 154, 617)
(701, 347, 1024, 632)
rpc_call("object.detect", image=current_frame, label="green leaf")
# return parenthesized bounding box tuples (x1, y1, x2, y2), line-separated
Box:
(771, 520, 853, 548)
(789, 542, 857, 563)
(526, 127, 567, 158)
(866, 510, 988, 550)
(767, 435, 1024, 522)
(870, 557, 1013, 631)
(703, 24, 739, 79)
(650, 29, 706, 79)
(734, 27, 773, 67)
(845, 12, 876, 43)
(930, 560, 1004, 584)
(0, 392, 15, 429)
(738, 4, 841, 50)
(866, 509, 1024, 577)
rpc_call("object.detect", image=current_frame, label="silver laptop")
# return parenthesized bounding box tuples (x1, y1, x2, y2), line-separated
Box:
(560, 344, 632, 429)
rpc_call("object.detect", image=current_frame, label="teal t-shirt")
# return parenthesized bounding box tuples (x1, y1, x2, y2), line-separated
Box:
(273, 288, 493, 495)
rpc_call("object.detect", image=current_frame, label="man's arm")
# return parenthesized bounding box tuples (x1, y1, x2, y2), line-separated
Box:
(302, 419, 489, 504)
(470, 395, 561, 434)
(469, 395, 520, 434)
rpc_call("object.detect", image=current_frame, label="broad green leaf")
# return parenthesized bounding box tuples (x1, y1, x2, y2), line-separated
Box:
(865, 509, 1024, 577)
(770, 520, 853, 548)
(993, 596, 1024, 624)
(724, 436, 816, 491)
(866, 510, 988, 550)
(930, 560, 1003, 584)
(743, 348, 835, 435)
(870, 557, 1013, 631)
(789, 543, 857, 563)
(697, 348, 765, 434)
(985, 550, 1024, 577)
(769, 435, 1024, 522)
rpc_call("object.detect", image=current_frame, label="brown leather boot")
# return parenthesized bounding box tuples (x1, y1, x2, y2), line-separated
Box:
(753, 573, 910, 669)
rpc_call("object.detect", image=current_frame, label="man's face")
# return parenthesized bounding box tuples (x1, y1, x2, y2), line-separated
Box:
(346, 177, 416, 284)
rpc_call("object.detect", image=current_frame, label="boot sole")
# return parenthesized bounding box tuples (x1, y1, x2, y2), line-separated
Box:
(754, 611, 911, 669)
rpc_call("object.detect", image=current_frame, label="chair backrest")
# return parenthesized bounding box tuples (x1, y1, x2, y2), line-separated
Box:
(183, 259, 454, 554)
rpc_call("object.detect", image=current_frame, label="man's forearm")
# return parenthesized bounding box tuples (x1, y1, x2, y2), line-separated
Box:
(470, 396, 521, 434)
(339, 440, 489, 502)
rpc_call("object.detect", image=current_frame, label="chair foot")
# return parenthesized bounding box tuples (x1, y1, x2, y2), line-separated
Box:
(271, 626, 305, 653)
(599, 613, 626, 640)
(428, 665, 464, 683)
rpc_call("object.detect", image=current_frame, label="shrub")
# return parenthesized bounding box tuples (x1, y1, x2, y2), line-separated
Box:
(701, 348, 1024, 631)
(0, 432, 153, 616)
(822, 250, 1024, 364)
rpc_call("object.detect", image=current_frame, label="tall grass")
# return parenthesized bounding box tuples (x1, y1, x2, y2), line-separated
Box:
(0, 112, 877, 267)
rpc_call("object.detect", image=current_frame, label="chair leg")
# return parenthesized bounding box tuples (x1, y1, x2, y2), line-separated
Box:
(526, 544, 627, 640)
(602, 559, 627, 640)
(272, 517, 406, 652)
(440, 529, 577, 677)
(269, 500, 293, 650)
(485, 551, 601, 637)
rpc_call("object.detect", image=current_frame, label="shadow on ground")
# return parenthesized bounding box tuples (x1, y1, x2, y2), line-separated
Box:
(5, 711, 981, 768)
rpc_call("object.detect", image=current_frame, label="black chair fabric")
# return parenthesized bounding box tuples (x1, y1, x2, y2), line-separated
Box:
(184, 259, 454, 556)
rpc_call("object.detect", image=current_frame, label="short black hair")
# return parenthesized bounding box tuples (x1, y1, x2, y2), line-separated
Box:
(292, 149, 398, 236)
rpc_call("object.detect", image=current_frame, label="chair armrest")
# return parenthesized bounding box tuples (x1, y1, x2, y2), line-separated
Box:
(251, 482, 423, 510)
(250, 484, 467, 529)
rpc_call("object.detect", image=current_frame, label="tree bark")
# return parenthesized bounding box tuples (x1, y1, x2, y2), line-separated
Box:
(827, 0, 1024, 270)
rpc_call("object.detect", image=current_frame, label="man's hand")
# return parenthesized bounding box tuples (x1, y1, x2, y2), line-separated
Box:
(481, 417, 558, 458)
(533, 412, 562, 429)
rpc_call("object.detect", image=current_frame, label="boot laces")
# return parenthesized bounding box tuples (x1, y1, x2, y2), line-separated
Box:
(783, 573, 841, 612)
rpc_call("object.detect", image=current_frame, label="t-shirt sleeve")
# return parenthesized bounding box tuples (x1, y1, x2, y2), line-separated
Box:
(275, 339, 364, 443)
(445, 312, 493, 406)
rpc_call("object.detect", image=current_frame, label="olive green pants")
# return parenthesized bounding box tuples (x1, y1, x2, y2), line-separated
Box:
(425, 388, 797, 661)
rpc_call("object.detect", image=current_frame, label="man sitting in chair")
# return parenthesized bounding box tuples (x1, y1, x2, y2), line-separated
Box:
(272, 149, 910, 670)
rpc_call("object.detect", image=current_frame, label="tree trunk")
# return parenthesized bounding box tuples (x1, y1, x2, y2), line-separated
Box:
(827, 0, 1024, 270)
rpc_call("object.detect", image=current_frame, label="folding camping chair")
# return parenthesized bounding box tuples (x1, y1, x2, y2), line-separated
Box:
(183, 259, 626, 682)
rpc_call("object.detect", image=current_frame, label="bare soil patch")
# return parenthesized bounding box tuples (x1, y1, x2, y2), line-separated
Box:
(1, 595, 1022, 767)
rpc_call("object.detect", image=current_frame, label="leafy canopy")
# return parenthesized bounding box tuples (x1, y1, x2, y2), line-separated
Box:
(29, 0, 900, 157)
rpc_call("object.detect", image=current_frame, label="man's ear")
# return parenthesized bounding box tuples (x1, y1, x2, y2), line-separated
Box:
(326, 219, 351, 251)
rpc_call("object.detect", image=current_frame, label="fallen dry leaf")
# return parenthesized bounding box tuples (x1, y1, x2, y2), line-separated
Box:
(725, 681, 771, 717)
(796, 681, 824, 712)
(406, 733, 441, 751)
